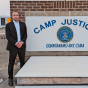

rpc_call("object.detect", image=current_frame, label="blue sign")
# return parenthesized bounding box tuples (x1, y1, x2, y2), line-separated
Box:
(57, 26, 73, 43)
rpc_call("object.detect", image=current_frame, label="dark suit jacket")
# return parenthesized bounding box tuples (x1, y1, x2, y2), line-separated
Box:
(5, 21, 27, 51)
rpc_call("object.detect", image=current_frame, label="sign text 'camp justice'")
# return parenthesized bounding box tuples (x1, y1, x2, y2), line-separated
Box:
(26, 17, 88, 51)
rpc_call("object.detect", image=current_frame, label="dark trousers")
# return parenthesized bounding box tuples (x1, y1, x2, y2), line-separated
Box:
(8, 48, 25, 79)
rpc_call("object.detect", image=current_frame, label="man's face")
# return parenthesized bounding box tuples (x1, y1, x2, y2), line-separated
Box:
(12, 12, 19, 22)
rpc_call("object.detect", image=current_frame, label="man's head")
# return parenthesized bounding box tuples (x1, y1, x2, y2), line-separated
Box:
(11, 11, 19, 22)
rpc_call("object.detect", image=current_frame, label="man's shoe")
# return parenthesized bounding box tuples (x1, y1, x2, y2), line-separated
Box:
(8, 79, 13, 86)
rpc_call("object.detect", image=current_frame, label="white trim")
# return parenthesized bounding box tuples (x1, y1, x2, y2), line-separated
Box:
(10, 0, 66, 1)
(15, 86, 88, 88)
(10, 0, 88, 1)
(0, 16, 10, 18)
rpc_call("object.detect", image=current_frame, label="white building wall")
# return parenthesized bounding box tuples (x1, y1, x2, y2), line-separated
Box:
(0, 0, 10, 17)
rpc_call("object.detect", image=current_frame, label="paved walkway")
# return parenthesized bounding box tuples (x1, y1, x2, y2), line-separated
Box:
(0, 30, 20, 88)
(0, 79, 15, 88)
(0, 29, 5, 35)
(0, 64, 20, 88)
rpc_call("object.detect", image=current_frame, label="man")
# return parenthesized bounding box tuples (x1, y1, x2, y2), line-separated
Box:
(5, 11, 27, 86)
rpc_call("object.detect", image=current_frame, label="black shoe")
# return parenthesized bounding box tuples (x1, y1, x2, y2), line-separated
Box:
(8, 79, 13, 86)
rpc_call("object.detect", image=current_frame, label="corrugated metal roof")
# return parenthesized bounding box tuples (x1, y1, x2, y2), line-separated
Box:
(0, 16, 10, 18)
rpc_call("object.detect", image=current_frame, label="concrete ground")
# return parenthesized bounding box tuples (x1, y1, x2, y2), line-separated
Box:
(0, 66, 20, 88)
(0, 28, 20, 88)
(0, 28, 5, 35)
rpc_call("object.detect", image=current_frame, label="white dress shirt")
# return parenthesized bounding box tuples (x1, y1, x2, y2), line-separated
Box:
(13, 20, 23, 45)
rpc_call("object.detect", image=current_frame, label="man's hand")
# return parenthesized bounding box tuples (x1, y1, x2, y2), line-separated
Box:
(16, 42, 23, 48)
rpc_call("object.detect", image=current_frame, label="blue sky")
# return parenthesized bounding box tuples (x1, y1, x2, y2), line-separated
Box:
(0, 0, 10, 16)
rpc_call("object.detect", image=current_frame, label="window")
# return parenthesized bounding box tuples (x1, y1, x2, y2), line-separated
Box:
(1, 18, 5, 25)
